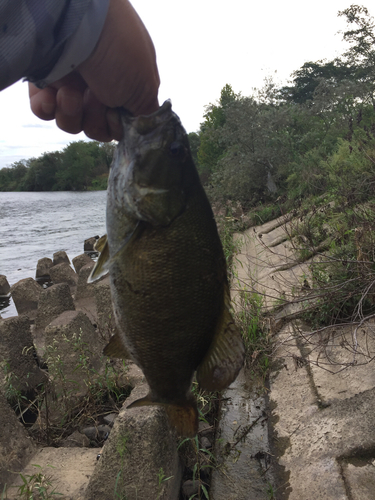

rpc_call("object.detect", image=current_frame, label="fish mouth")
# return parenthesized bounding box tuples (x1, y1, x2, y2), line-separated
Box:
(121, 100, 176, 135)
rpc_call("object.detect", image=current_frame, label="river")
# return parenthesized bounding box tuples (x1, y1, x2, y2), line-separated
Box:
(0, 191, 107, 318)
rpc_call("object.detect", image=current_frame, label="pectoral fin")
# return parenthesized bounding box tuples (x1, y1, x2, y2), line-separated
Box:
(94, 234, 108, 253)
(88, 223, 141, 284)
(197, 286, 245, 392)
(88, 235, 110, 283)
(103, 332, 132, 360)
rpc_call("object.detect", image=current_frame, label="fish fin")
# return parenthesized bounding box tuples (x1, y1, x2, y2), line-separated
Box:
(103, 332, 132, 359)
(196, 285, 245, 392)
(88, 237, 110, 283)
(88, 223, 141, 284)
(94, 234, 108, 253)
(127, 395, 198, 437)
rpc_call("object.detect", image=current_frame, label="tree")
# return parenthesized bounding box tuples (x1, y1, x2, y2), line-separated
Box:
(22, 152, 62, 191)
(197, 84, 239, 180)
(55, 141, 96, 191)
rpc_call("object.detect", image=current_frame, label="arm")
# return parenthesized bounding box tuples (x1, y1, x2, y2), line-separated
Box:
(1, 0, 159, 141)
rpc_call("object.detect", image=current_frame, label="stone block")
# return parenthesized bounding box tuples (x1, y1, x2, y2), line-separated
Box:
(0, 275, 10, 297)
(10, 277, 42, 317)
(61, 430, 90, 448)
(49, 262, 78, 288)
(35, 257, 53, 279)
(44, 310, 104, 398)
(84, 236, 99, 252)
(0, 316, 45, 394)
(84, 384, 182, 500)
(94, 281, 118, 341)
(0, 392, 35, 492)
(53, 250, 70, 266)
(5, 447, 97, 499)
(35, 283, 75, 333)
(72, 253, 93, 274)
(75, 261, 96, 300)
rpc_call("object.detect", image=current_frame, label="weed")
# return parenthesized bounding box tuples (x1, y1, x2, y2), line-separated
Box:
(15, 464, 62, 499)
(156, 468, 173, 500)
(1, 361, 25, 412)
(113, 434, 129, 500)
(178, 434, 213, 500)
(234, 290, 272, 378)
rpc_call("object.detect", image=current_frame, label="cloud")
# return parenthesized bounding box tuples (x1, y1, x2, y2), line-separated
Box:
(22, 123, 47, 128)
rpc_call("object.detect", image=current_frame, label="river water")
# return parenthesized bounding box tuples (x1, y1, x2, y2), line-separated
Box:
(0, 191, 107, 318)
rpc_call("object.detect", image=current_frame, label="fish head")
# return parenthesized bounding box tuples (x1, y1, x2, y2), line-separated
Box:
(110, 100, 195, 227)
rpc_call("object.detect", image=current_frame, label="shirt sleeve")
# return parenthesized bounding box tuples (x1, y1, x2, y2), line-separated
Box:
(0, 0, 110, 91)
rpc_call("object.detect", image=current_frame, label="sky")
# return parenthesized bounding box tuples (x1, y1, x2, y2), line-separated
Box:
(0, 0, 359, 170)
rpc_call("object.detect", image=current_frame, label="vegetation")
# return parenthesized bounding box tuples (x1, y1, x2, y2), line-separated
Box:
(0, 141, 114, 192)
(195, 5, 375, 209)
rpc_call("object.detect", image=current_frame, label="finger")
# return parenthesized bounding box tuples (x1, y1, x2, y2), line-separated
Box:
(55, 86, 84, 134)
(29, 84, 57, 120)
(82, 89, 113, 141)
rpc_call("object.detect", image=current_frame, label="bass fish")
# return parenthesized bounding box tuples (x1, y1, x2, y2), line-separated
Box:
(90, 100, 244, 437)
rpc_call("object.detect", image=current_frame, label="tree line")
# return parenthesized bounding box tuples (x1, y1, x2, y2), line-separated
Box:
(0, 140, 115, 191)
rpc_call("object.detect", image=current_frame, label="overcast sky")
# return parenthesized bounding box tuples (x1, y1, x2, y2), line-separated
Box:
(0, 0, 358, 170)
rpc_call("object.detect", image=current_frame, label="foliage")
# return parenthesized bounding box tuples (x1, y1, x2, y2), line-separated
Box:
(0, 141, 114, 192)
(197, 84, 239, 181)
(15, 464, 62, 499)
(234, 290, 272, 377)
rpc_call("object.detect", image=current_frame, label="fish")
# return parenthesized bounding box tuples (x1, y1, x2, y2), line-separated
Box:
(89, 100, 244, 437)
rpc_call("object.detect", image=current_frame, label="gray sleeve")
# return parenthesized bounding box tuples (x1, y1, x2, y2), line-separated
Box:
(0, 0, 110, 91)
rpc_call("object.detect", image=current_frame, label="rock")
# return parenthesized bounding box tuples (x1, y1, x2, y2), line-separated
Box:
(49, 262, 78, 288)
(10, 277, 42, 317)
(5, 447, 97, 499)
(200, 436, 212, 450)
(61, 430, 90, 448)
(103, 413, 117, 427)
(35, 257, 53, 279)
(198, 421, 212, 437)
(0, 315, 45, 394)
(35, 283, 75, 334)
(52, 250, 70, 266)
(72, 253, 93, 274)
(81, 425, 111, 443)
(0, 275, 10, 297)
(182, 479, 201, 499)
(84, 384, 182, 500)
(75, 261, 96, 300)
(94, 281, 117, 341)
(118, 362, 144, 388)
(84, 236, 99, 252)
(0, 392, 36, 493)
(44, 310, 104, 398)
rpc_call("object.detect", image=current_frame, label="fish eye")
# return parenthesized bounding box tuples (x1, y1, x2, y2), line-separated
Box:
(169, 141, 185, 158)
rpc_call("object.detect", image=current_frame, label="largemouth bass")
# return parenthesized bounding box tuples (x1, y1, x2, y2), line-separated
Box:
(90, 101, 244, 437)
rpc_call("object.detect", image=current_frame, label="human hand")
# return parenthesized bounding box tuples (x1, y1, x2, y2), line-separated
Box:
(29, 0, 159, 142)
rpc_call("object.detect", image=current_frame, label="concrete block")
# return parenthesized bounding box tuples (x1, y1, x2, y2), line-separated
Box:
(10, 277, 42, 317)
(84, 384, 182, 500)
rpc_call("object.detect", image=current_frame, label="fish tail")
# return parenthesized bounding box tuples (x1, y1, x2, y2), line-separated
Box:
(127, 395, 198, 438)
